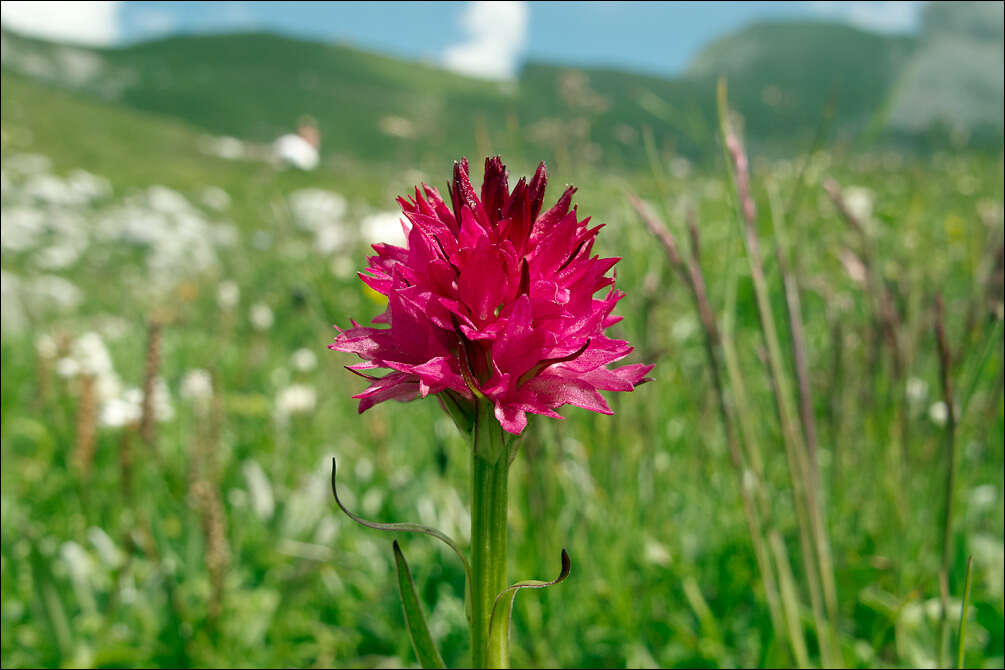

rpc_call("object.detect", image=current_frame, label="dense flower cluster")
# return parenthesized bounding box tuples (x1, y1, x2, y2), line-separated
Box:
(331, 157, 651, 434)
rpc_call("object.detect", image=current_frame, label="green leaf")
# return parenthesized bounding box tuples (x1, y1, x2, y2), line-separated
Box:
(393, 540, 446, 670)
(330, 458, 472, 587)
(957, 555, 974, 669)
(485, 549, 571, 668)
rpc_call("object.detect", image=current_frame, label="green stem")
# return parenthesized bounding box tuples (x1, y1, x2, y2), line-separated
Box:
(470, 400, 510, 669)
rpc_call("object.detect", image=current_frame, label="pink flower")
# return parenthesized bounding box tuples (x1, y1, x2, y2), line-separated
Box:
(330, 157, 652, 434)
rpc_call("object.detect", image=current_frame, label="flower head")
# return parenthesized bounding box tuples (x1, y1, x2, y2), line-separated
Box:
(331, 157, 652, 434)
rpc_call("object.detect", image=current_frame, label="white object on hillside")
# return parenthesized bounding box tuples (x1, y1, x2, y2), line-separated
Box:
(274, 134, 319, 171)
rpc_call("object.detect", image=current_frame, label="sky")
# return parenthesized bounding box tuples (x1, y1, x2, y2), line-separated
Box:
(0, 1, 927, 78)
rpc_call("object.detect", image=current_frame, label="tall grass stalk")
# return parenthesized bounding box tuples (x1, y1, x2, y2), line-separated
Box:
(140, 318, 163, 446)
(73, 373, 98, 479)
(718, 78, 840, 666)
(934, 293, 958, 668)
(766, 183, 820, 480)
(631, 197, 804, 665)
(719, 254, 812, 667)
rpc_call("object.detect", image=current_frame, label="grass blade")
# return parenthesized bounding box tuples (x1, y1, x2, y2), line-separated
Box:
(331, 458, 472, 585)
(957, 556, 974, 669)
(486, 549, 571, 668)
(393, 540, 446, 670)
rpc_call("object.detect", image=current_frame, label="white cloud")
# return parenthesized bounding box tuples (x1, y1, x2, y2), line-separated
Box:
(0, 1, 122, 45)
(807, 1, 923, 33)
(443, 1, 528, 80)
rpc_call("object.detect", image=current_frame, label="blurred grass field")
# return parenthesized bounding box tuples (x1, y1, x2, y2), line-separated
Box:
(2, 30, 1004, 669)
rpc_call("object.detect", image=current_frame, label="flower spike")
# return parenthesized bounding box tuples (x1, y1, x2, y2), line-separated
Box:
(330, 156, 653, 436)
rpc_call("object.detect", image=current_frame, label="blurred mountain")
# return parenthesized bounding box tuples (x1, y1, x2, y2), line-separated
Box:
(885, 2, 1004, 141)
(687, 21, 917, 140)
(2, 6, 1001, 169)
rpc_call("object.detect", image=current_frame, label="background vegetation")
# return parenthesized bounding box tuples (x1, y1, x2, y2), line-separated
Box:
(2, 4, 1003, 667)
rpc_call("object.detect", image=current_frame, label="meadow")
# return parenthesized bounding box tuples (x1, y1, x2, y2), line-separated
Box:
(1, 66, 1003, 669)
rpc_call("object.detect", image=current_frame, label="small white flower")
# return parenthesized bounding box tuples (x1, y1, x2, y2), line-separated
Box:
(969, 484, 998, 511)
(250, 303, 274, 331)
(72, 333, 113, 377)
(671, 316, 698, 343)
(844, 186, 874, 224)
(291, 348, 318, 373)
(60, 541, 94, 582)
(217, 280, 240, 310)
(35, 333, 59, 360)
(289, 189, 347, 232)
(99, 380, 173, 428)
(906, 377, 928, 406)
(276, 384, 317, 417)
(99, 393, 141, 428)
(151, 378, 175, 422)
(242, 460, 275, 521)
(644, 537, 672, 567)
(314, 222, 349, 255)
(200, 186, 231, 211)
(181, 369, 214, 409)
(88, 527, 123, 569)
(56, 357, 80, 377)
(929, 401, 949, 427)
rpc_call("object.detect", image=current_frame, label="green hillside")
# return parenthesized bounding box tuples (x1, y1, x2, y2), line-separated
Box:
(688, 21, 917, 142)
(4, 15, 1002, 172)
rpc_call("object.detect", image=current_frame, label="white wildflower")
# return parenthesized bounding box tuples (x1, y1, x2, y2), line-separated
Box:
(969, 484, 997, 511)
(35, 333, 59, 360)
(99, 392, 141, 428)
(314, 221, 349, 254)
(644, 537, 672, 567)
(929, 401, 949, 427)
(288, 189, 347, 232)
(56, 357, 80, 377)
(275, 384, 316, 418)
(250, 303, 274, 331)
(242, 460, 275, 520)
(180, 369, 214, 409)
(150, 377, 174, 422)
(844, 186, 874, 223)
(217, 280, 240, 310)
(291, 348, 318, 372)
(906, 377, 928, 406)
(200, 186, 231, 211)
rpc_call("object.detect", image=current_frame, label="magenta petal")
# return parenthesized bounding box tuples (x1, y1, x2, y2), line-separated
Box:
(523, 374, 613, 415)
(354, 372, 421, 412)
(495, 402, 527, 435)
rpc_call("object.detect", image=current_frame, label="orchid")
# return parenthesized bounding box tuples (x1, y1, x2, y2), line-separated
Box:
(331, 156, 652, 435)
(330, 157, 651, 668)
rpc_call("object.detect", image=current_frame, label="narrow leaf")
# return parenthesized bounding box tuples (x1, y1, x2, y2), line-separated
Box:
(393, 540, 446, 669)
(330, 458, 472, 586)
(957, 555, 974, 669)
(485, 549, 571, 667)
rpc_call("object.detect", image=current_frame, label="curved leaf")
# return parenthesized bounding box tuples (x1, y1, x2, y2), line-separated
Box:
(330, 458, 472, 585)
(485, 549, 571, 667)
(393, 540, 446, 669)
